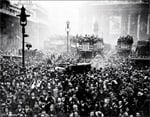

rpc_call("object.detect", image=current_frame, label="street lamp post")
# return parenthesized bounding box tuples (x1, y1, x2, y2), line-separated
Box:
(17, 6, 30, 68)
(66, 21, 70, 52)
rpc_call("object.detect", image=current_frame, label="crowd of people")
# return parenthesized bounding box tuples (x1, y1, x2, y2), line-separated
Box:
(72, 34, 103, 44)
(117, 35, 133, 46)
(0, 53, 150, 117)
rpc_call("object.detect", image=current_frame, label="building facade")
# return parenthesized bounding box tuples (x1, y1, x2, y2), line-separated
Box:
(0, 0, 50, 55)
(78, 0, 150, 45)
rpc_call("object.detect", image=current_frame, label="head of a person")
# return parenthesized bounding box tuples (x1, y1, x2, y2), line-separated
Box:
(74, 111, 79, 117)
(136, 112, 141, 117)
(50, 104, 54, 111)
(90, 111, 95, 117)
(73, 104, 78, 111)
(129, 115, 134, 117)
(34, 101, 39, 108)
(31, 92, 35, 99)
(25, 105, 30, 111)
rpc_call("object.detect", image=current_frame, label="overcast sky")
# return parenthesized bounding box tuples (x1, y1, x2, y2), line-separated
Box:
(35, 1, 87, 35)
(10, 1, 110, 35)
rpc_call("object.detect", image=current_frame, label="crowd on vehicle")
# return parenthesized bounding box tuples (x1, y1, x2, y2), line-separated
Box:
(72, 34, 103, 44)
(0, 54, 150, 117)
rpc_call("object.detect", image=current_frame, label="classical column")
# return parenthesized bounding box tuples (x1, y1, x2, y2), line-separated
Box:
(82, 16, 86, 34)
(140, 13, 148, 40)
(127, 14, 131, 34)
(130, 14, 138, 40)
(147, 14, 150, 35)
(137, 14, 141, 40)
(104, 15, 109, 40)
(101, 15, 104, 36)
(121, 13, 128, 35)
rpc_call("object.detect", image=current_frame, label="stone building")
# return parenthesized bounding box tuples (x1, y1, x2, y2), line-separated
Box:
(78, 0, 150, 45)
(0, 0, 49, 55)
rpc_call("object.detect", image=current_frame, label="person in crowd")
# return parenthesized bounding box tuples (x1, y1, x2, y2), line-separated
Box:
(0, 53, 150, 117)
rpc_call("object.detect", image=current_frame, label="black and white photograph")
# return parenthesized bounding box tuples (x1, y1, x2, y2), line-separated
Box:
(0, 0, 150, 117)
